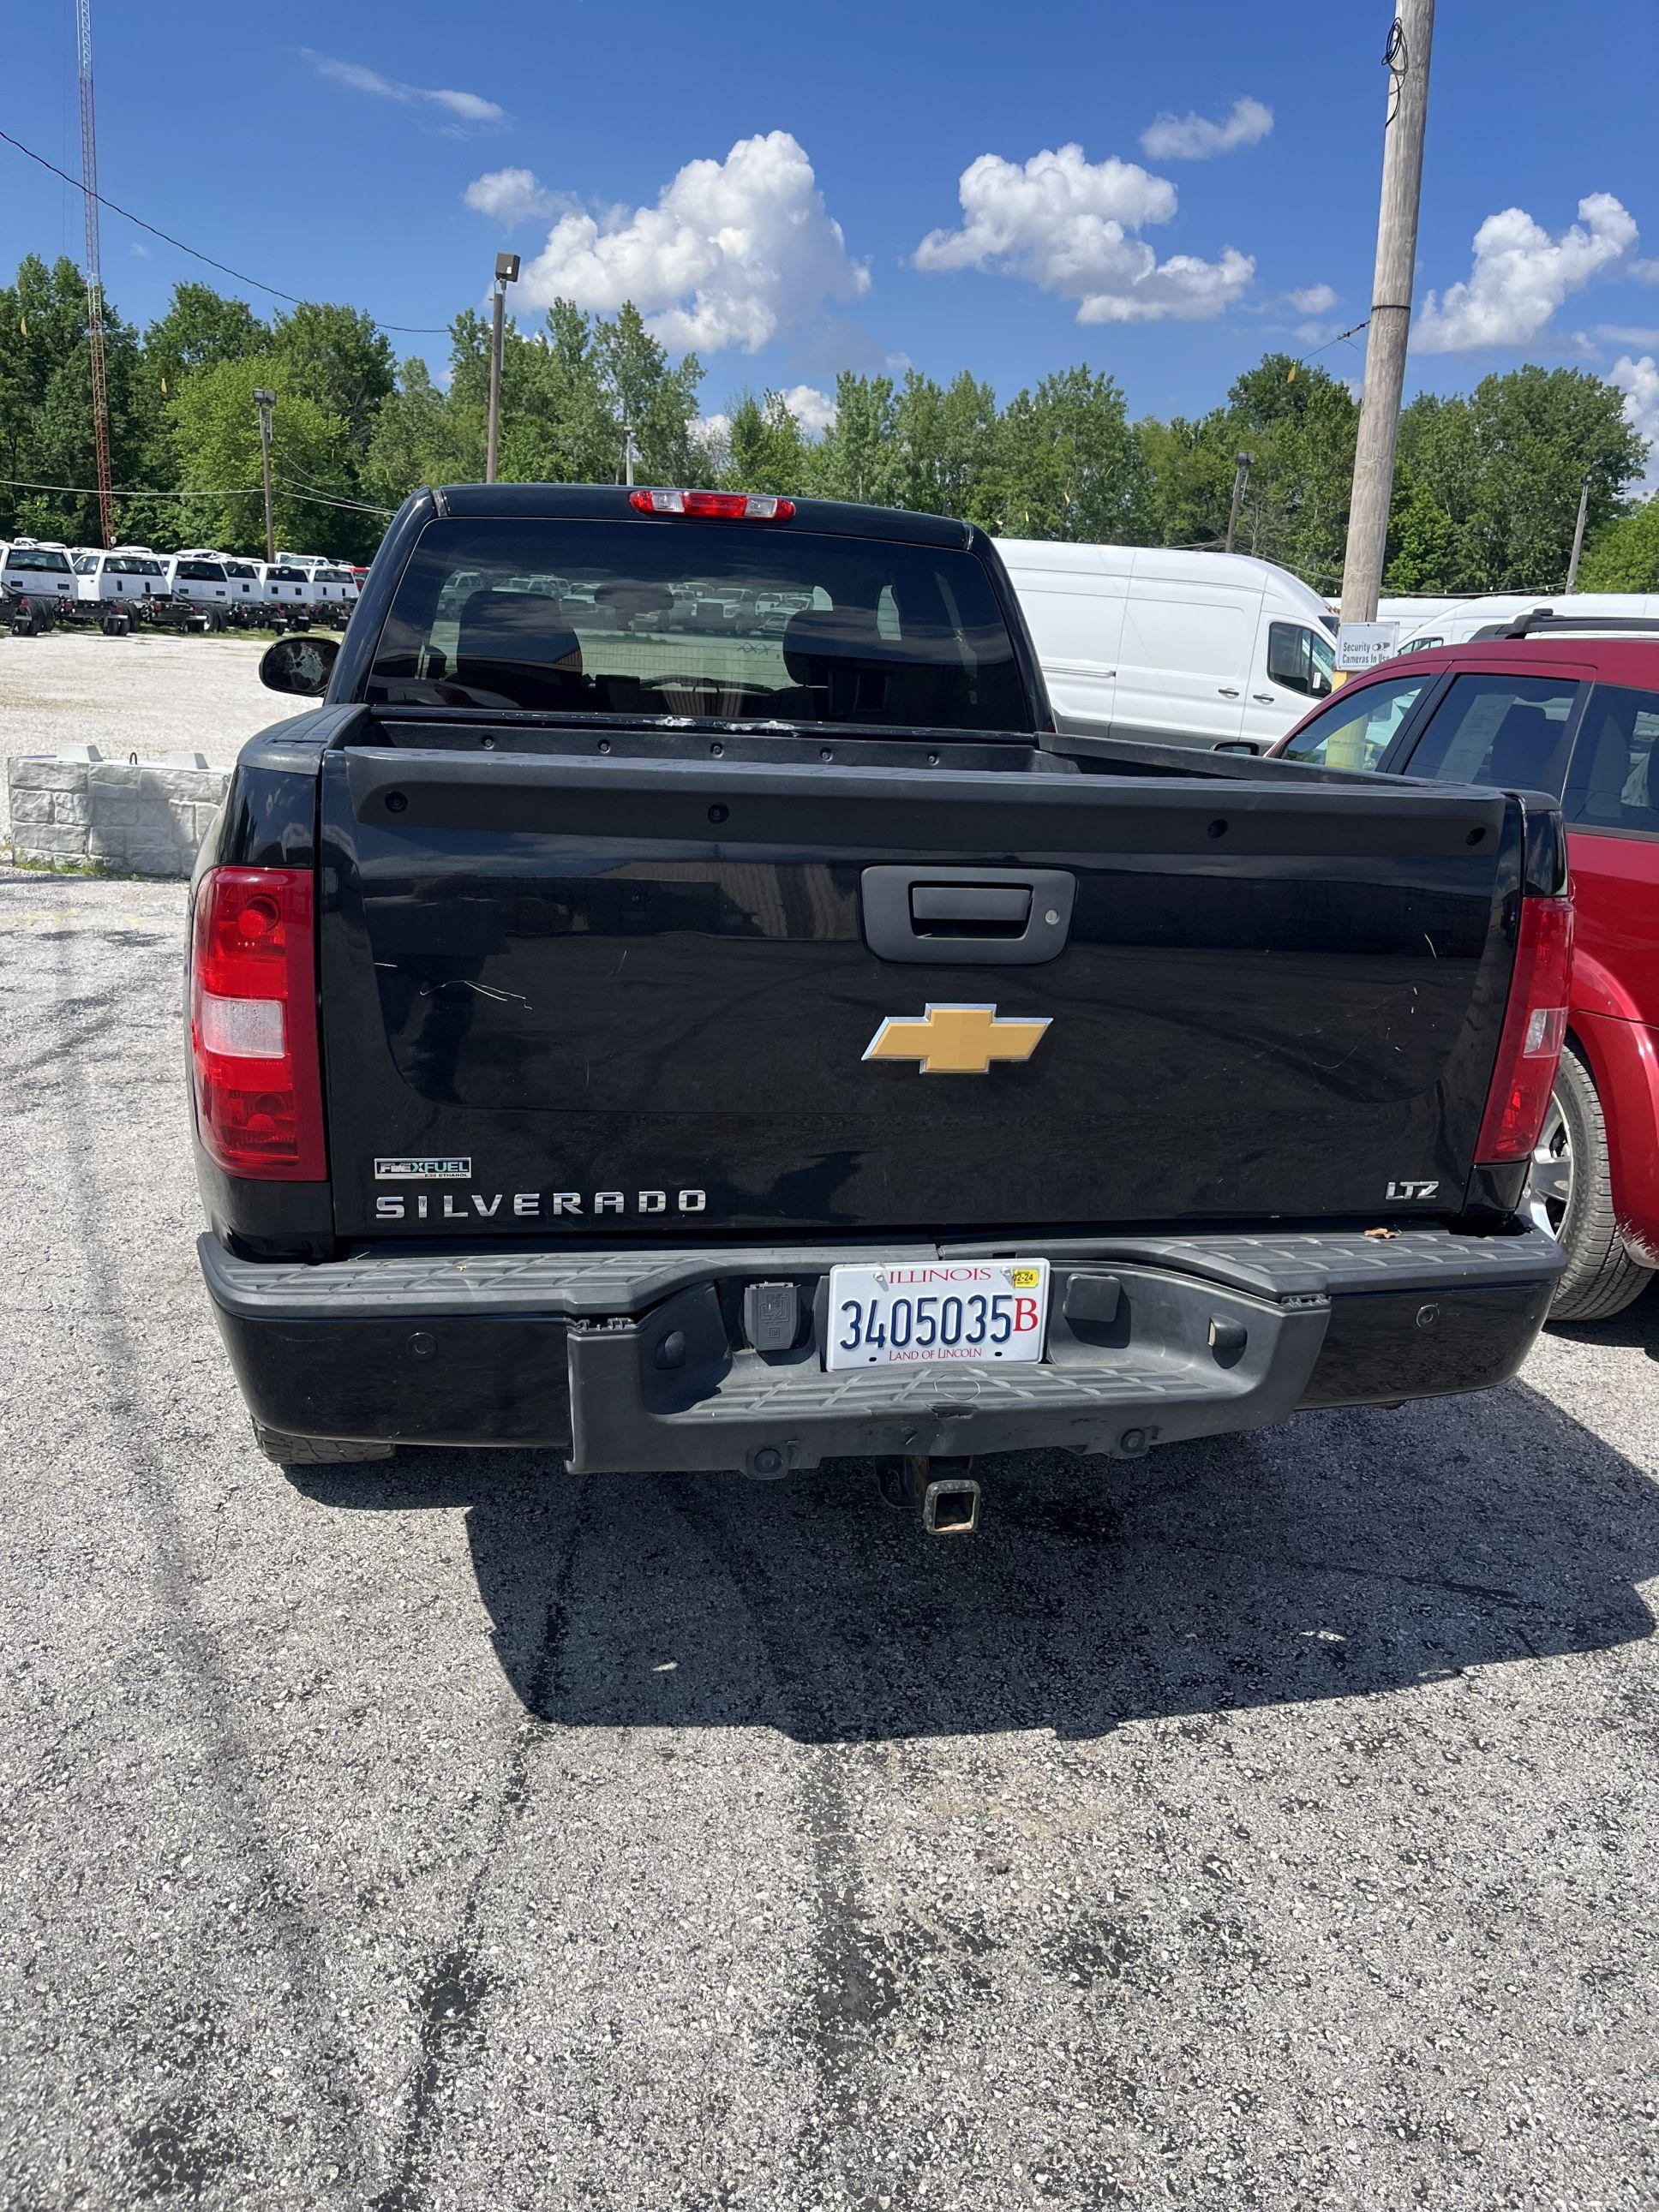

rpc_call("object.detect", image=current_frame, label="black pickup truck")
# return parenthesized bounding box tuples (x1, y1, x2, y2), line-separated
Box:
(189, 484, 1568, 1531)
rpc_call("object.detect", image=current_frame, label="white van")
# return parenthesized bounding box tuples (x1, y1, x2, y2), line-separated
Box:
(73, 547, 168, 604)
(2, 539, 77, 607)
(1392, 592, 1659, 654)
(996, 541, 1336, 749)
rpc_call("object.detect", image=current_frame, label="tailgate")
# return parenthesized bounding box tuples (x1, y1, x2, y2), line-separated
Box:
(316, 745, 1519, 1238)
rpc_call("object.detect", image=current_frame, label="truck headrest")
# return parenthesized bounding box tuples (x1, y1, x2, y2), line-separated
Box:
(782, 605, 884, 685)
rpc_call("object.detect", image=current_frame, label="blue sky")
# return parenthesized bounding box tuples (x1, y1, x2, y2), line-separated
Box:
(5, 0, 1657, 463)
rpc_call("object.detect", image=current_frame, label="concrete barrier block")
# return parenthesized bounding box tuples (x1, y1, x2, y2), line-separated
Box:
(9, 760, 88, 793)
(16, 822, 89, 858)
(126, 843, 187, 877)
(9, 788, 55, 824)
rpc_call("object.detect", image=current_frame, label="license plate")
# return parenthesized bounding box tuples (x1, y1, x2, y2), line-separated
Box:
(824, 1261, 1051, 1371)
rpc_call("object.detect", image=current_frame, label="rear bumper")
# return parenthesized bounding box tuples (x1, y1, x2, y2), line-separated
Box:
(199, 1224, 1562, 1472)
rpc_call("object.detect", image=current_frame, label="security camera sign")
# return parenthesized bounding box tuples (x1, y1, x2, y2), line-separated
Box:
(1335, 620, 1402, 673)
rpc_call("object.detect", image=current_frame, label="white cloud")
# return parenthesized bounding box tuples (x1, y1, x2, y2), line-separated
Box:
(782, 384, 837, 437)
(1596, 324, 1659, 347)
(1632, 259, 1659, 285)
(1611, 354, 1659, 489)
(302, 51, 504, 127)
(914, 143, 1253, 325)
(514, 131, 869, 355)
(1415, 193, 1638, 353)
(1288, 283, 1338, 315)
(464, 168, 563, 224)
(1139, 97, 1273, 162)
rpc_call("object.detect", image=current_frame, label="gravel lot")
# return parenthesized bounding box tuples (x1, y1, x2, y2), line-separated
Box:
(0, 630, 273, 834)
(3, 869, 1657, 2212)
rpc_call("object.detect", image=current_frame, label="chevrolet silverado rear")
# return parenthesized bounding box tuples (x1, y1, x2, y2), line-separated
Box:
(189, 485, 1568, 1521)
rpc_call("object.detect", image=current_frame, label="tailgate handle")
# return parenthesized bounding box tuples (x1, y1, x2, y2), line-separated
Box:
(861, 865, 1075, 966)
(910, 883, 1032, 932)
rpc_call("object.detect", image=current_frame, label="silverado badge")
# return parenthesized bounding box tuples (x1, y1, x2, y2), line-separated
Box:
(862, 1003, 1051, 1076)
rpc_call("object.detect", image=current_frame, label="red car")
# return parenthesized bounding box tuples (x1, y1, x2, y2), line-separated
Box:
(1271, 613, 1659, 1319)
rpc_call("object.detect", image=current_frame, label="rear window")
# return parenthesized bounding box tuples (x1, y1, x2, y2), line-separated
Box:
(366, 517, 1033, 733)
(175, 559, 225, 583)
(6, 548, 72, 573)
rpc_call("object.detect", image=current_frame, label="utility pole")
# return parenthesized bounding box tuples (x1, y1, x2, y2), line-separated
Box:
(1339, 0, 1436, 647)
(75, 0, 116, 549)
(620, 421, 638, 487)
(1224, 451, 1254, 556)
(253, 388, 276, 563)
(1565, 473, 1590, 590)
(486, 252, 519, 483)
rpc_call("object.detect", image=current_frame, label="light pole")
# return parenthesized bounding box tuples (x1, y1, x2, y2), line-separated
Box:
(253, 387, 276, 564)
(620, 421, 638, 487)
(486, 251, 519, 484)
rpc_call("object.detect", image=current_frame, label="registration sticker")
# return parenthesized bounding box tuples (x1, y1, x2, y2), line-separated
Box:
(824, 1261, 1051, 1372)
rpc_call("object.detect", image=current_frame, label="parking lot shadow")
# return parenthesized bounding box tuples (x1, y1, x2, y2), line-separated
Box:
(1547, 1278, 1659, 1365)
(289, 1372, 1659, 1743)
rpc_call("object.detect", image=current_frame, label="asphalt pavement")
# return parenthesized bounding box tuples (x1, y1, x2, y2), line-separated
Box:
(3, 868, 1657, 2211)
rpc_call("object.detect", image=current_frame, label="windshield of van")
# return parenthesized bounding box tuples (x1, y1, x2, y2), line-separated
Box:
(367, 517, 1033, 733)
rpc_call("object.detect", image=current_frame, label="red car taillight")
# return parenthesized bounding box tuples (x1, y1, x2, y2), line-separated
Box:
(1476, 894, 1573, 1165)
(189, 866, 325, 1180)
(627, 488, 794, 520)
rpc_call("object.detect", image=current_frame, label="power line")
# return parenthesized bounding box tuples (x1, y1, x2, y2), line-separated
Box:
(0, 123, 449, 333)
(0, 473, 395, 519)
(0, 474, 261, 496)
(271, 471, 395, 517)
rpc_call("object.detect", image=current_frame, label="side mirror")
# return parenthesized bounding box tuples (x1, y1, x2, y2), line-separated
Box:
(1213, 738, 1266, 755)
(260, 632, 339, 698)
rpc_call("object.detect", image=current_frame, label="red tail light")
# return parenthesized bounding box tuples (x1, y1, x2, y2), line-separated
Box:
(628, 488, 794, 521)
(1476, 894, 1573, 1164)
(190, 866, 325, 1180)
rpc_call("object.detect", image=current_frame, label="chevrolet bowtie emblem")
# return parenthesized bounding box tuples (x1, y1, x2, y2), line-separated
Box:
(862, 1003, 1051, 1076)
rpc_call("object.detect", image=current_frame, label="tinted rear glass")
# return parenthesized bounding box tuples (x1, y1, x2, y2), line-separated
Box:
(1404, 673, 1580, 795)
(6, 548, 72, 573)
(367, 517, 1033, 732)
(175, 560, 225, 583)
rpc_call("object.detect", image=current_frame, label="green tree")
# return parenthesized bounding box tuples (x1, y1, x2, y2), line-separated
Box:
(363, 356, 481, 507)
(979, 367, 1147, 541)
(1397, 367, 1646, 590)
(171, 355, 351, 555)
(719, 390, 809, 493)
(591, 302, 702, 484)
(145, 282, 270, 397)
(270, 302, 394, 455)
(891, 368, 999, 521)
(809, 373, 905, 505)
(1578, 493, 1659, 590)
(1383, 469, 1456, 592)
